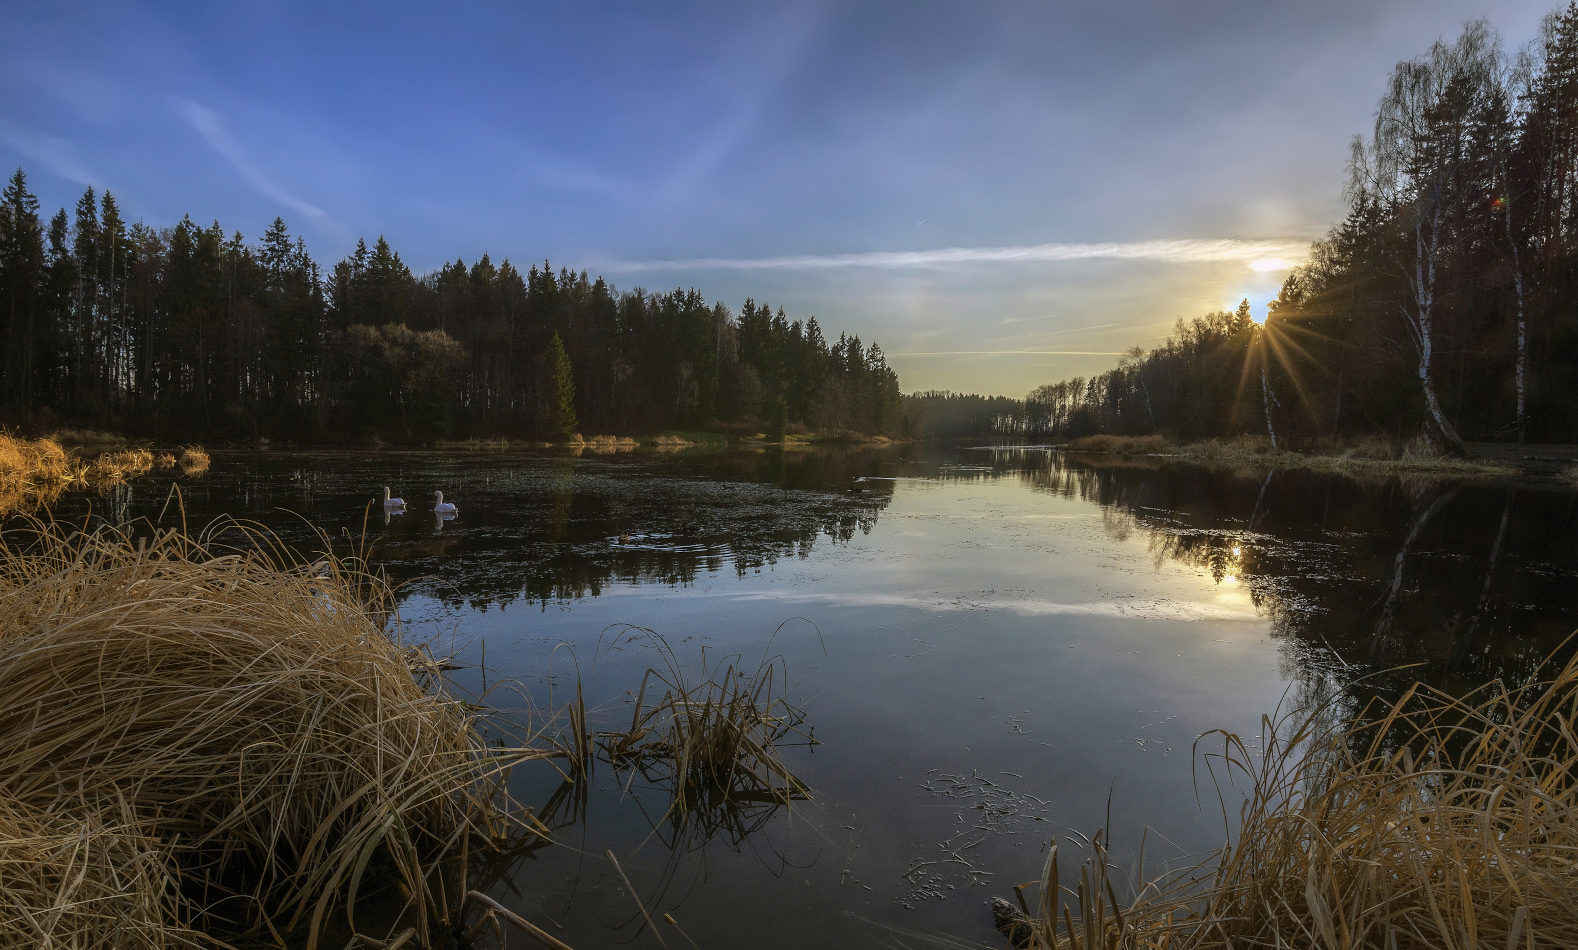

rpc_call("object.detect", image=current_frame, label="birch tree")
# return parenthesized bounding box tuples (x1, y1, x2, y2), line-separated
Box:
(1350, 21, 1501, 455)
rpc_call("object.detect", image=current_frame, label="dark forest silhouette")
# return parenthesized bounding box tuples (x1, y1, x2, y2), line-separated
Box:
(0, 194, 903, 442)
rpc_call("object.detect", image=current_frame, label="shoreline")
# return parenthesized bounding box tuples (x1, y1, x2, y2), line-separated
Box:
(1055, 433, 1528, 477)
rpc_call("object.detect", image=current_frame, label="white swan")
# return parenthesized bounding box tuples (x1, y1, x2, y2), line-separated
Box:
(382, 487, 405, 508)
(433, 490, 458, 515)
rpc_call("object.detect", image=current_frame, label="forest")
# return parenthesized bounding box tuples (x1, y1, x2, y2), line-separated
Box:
(0, 189, 903, 442)
(997, 6, 1578, 450)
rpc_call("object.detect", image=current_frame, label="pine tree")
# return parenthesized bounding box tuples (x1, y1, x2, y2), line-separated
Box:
(0, 168, 43, 410)
(547, 332, 577, 440)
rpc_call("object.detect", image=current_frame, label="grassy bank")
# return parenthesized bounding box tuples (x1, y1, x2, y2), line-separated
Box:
(998, 650, 1578, 949)
(1064, 433, 1519, 477)
(0, 519, 545, 948)
(0, 434, 210, 515)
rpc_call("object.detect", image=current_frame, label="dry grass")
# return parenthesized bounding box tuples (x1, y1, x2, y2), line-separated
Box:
(0, 518, 547, 948)
(1059, 432, 1517, 477)
(597, 628, 813, 817)
(0, 433, 75, 484)
(85, 447, 156, 481)
(0, 794, 205, 950)
(49, 428, 128, 447)
(1024, 649, 1578, 949)
(0, 435, 211, 515)
(178, 444, 210, 474)
(1066, 434, 1174, 455)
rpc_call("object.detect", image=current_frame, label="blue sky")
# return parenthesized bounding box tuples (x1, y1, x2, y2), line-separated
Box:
(0, 1, 1550, 396)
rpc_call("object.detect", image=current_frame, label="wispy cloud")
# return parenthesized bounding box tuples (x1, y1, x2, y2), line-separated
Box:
(591, 238, 1309, 273)
(179, 100, 344, 237)
(0, 116, 98, 185)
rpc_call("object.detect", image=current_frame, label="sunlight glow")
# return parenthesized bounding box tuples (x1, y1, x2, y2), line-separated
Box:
(1249, 258, 1293, 272)
(1231, 546, 1242, 557)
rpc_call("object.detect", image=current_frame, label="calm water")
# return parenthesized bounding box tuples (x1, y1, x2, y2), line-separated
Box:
(21, 445, 1578, 947)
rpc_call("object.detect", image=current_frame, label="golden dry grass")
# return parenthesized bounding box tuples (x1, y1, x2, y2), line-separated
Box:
(0, 435, 211, 516)
(177, 444, 210, 474)
(0, 433, 76, 484)
(1026, 650, 1578, 949)
(0, 518, 547, 948)
(0, 794, 205, 950)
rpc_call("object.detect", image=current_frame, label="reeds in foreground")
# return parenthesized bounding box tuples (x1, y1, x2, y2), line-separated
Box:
(1021, 650, 1578, 949)
(0, 518, 546, 948)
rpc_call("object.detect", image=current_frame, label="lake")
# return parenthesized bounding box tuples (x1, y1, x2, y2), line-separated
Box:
(22, 444, 1578, 947)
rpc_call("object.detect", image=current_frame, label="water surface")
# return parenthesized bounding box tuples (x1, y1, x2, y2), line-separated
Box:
(22, 445, 1578, 947)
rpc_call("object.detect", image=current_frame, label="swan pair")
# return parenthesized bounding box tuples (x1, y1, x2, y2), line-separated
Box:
(383, 487, 458, 514)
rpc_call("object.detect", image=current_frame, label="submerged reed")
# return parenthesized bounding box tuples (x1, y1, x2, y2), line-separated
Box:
(598, 628, 813, 817)
(0, 518, 546, 948)
(1025, 650, 1578, 949)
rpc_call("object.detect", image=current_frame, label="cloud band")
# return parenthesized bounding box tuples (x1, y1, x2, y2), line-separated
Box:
(591, 238, 1308, 272)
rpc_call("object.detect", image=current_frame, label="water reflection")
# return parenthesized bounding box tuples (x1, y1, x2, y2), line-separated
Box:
(973, 447, 1578, 703)
(12, 442, 1578, 947)
(13, 447, 897, 612)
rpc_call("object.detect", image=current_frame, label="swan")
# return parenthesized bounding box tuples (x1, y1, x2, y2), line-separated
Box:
(382, 487, 405, 508)
(433, 490, 458, 515)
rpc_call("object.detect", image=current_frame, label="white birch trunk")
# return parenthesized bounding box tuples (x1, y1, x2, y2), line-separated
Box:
(1410, 190, 1467, 455)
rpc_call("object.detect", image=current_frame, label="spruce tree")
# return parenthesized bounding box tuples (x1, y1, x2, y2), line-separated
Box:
(547, 332, 577, 440)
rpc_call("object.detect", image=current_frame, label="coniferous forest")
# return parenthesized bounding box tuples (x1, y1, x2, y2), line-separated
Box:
(0, 189, 903, 442)
(988, 8, 1578, 449)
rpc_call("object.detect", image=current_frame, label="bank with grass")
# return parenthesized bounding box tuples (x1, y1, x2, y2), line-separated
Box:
(1062, 433, 1521, 477)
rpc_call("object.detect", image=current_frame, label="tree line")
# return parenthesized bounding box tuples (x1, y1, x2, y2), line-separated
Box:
(1006, 6, 1578, 449)
(0, 182, 903, 442)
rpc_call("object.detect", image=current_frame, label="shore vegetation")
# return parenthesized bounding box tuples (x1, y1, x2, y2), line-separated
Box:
(1064, 433, 1519, 476)
(0, 433, 209, 516)
(1008, 649, 1578, 949)
(0, 518, 547, 948)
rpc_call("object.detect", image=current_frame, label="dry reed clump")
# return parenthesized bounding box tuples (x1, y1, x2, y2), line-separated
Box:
(597, 629, 813, 816)
(85, 447, 156, 481)
(0, 432, 76, 485)
(177, 444, 210, 473)
(0, 519, 545, 948)
(1021, 650, 1578, 949)
(0, 794, 205, 950)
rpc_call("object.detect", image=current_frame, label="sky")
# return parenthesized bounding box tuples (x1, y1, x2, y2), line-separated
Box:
(0, 1, 1553, 397)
